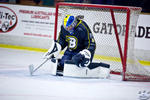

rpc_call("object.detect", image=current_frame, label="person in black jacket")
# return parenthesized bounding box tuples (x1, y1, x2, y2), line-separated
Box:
(44, 15, 96, 70)
(57, 15, 96, 68)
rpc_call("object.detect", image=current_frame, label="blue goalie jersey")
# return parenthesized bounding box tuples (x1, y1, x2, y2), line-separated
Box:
(57, 20, 96, 60)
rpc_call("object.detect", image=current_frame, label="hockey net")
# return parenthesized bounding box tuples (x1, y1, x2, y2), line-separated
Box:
(54, 2, 150, 81)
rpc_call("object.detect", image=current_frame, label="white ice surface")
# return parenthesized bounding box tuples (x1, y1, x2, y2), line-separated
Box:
(0, 48, 150, 100)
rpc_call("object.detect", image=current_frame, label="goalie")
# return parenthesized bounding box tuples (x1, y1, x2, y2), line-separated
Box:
(44, 15, 96, 68)
(43, 15, 110, 78)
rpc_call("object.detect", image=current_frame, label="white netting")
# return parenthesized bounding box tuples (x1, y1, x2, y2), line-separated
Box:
(55, 3, 150, 81)
(125, 9, 150, 81)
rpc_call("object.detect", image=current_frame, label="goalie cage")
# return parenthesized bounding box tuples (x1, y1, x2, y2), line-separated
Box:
(54, 2, 150, 82)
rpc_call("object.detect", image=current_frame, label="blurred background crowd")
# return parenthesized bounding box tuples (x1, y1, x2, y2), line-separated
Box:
(0, 0, 150, 13)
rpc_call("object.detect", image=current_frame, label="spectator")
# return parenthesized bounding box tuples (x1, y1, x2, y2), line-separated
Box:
(142, 0, 150, 12)
(33, 0, 41, 5)
(42, 0, 54, 6)
(9, 0, 16, 3)
(0, 0, 8, 3)
(90, 0, 104, 4)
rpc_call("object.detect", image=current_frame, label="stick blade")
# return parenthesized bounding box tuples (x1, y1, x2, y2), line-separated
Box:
(29, 64, 34, 76)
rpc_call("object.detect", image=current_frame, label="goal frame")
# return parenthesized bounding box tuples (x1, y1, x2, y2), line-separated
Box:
(54, 2, 142, 81)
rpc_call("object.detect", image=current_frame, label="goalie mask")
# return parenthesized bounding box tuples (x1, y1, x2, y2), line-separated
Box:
(63, 15, 77, 33)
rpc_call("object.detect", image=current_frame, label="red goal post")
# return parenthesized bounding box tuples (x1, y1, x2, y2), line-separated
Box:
(54, 2, 150, 81)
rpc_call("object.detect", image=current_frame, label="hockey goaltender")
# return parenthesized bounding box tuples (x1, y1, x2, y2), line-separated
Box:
(31, 15, 110, 78)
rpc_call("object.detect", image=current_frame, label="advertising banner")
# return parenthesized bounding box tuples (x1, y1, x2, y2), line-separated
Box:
(0, 4, 55, 39)
(135, 15, 150, 50)
(0, 4, 150, 50)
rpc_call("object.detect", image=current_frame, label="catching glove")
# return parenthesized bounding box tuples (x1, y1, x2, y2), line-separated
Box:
(72, 49, 91, 67)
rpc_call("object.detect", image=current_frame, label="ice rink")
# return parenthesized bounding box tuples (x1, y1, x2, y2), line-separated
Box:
(0, 47, 150, 100)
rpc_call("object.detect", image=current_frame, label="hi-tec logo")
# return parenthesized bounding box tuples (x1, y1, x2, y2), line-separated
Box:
(0, 6, 17, 33)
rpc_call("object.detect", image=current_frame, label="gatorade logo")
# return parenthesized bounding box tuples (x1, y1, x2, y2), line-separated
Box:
(0, 6, 17, 33)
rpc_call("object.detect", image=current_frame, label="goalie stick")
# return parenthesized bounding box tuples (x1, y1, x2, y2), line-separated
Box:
(29, 58, 49, 76)
(29, 40, 61, 76)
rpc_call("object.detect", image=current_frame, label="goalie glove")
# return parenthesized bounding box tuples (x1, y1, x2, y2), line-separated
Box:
(72, 49, 91, 68)
(43, 40, 61, 59)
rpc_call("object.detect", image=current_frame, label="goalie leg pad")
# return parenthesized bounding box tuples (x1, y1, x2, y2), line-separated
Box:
(98, 66, 110, 79)
(63, 60, 88, 77)
(63, 61, 110, 78)
(50, 58, 58, 75)
(88, 62, 110, 78)
(43, 58, 58, 75)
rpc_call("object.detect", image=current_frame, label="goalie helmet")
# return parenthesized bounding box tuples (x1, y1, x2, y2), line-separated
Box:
(63, 15, 77, 33)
